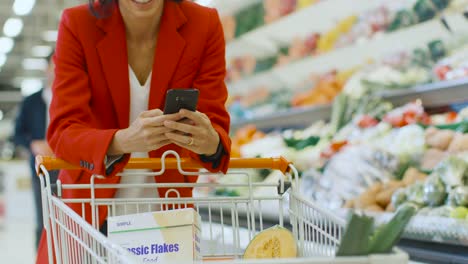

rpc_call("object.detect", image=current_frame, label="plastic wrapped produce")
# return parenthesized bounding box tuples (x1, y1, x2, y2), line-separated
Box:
(391, 188, 408, 209)
(434, 156, 467, 188)
(423, 175, 447, 206)
(453, 186, 468, 207)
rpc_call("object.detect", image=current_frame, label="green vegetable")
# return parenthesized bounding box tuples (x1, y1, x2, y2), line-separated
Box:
(330, 94, 349, 135)
(214, 189, 240, 197)
(368, 204, 417, 254)
(255, 56, 278, 73)
(234, 3, 264, 37)
(387, 10, 417, 32)
(450, 207, 468, 219)
(431, 0, 450, 10)
(435, 156, 467, 188)
(414, 0, 438, 22)
(423, 175, 447, 206)
(283, 136, 320, 150)
(336, 213, 374, 256)
(453, 186, 468, 207)
(428, 40, 446, 62)
(406, 182, 426, 205)
(391, 188, 408, 208)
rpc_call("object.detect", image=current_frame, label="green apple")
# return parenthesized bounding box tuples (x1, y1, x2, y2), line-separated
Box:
(450, 207, 468, 219)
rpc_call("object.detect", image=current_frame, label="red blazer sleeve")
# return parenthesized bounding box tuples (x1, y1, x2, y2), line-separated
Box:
(187, 8, 231, 174)
(47, 10, 129, 178)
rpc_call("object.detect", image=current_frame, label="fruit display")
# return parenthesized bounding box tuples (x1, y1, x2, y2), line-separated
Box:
(243, 225, 298, 259)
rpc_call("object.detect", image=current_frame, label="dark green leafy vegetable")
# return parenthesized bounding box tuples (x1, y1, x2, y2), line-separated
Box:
(336, 213, 374, 256)
(387, 10, 417, 32)
(368, 204, 417, 254)
(428, 40, 446, 62)
(423, 175, 447, 206)
(283, 136, 320, 150)
(414, 0, 438, 22)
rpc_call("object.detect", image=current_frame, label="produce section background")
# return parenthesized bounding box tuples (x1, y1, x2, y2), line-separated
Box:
(0, 0, 468, 263)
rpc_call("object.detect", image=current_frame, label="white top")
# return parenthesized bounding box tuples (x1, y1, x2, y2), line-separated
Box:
(114, 66, 160, 216)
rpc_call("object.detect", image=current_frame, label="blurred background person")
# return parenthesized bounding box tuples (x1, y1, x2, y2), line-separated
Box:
(13, 52, 58, 249)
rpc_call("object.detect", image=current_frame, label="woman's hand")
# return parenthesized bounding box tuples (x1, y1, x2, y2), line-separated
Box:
(108, 109, 181, 155)
(163, 109, 220, 156)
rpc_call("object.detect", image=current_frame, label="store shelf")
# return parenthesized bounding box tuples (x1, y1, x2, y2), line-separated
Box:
(230, 78, 468, 131)
(226, 0, 381, 60)
(229, 14, 467, 94)
(232, 104, 332, 131)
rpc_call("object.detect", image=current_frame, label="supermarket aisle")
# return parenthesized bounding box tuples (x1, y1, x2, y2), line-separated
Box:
(0, 220, 36, 263)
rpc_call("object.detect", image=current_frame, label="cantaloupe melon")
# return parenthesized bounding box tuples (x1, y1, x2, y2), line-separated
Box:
(243, 226, 297, 259)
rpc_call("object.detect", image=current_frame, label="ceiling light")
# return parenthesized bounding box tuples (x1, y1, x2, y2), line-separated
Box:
(31, 45, 53, 57)
(0, 54, 6, 67)
(196, 0, 213, 6)
(22, 58, 48, 70)
(0, 37, 14, 54)
(3, 18, 23, 37)
(13, 0, 36, 16)
(21, 78, 43, 96)
(42, 30, 58, 42)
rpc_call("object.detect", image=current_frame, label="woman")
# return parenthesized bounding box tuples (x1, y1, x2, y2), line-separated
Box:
(37, 0, 230, 262)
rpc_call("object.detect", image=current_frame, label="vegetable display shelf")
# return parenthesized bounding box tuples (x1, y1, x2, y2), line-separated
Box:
(225, 0, 381, 60)
(228, 13, 467, 94)
(198, 200, 468, 263)
(231, 77, 468, 131)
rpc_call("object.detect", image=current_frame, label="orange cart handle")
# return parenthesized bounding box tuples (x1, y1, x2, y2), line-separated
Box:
(36, 156, 292, 175)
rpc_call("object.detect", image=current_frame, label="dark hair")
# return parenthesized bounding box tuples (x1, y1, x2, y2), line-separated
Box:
(89, 0, 183, 17)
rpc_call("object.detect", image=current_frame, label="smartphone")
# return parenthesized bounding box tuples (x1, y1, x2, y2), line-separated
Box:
(163, 89, 199, 115)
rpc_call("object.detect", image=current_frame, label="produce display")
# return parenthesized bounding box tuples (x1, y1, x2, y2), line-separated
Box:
(225, 0, 457, 84)
(243, 225, 298, 259)
(228, 36, 468, 122)
(221, 0, 319, 43)
(337, 204, 416, 256)
(231, 96, 468, 215)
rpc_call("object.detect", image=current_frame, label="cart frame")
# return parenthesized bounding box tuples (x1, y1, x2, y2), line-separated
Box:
(37, 150, 407, 263)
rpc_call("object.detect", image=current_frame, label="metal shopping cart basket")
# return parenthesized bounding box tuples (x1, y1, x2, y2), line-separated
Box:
(37, 150, 408, 264)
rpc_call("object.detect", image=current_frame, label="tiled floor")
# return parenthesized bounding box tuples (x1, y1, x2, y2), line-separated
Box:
(0, 219, 36, 263)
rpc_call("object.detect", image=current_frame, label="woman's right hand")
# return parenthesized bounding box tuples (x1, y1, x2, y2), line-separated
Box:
(107, 109, 181, 155)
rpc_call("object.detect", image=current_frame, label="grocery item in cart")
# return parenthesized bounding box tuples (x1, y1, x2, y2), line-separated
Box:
(243, 225, 297, 259)
(108, 208, 201, 264)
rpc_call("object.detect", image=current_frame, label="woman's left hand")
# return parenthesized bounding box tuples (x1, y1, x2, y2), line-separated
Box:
(163, 109, 220, 156)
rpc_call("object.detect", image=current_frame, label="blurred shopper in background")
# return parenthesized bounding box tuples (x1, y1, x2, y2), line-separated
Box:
(14, 52, 58, 249)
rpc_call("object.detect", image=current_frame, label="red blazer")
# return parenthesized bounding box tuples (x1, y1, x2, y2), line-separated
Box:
(37, 1, 230, 263)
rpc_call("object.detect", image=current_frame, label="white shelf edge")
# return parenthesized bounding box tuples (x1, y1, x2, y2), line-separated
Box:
(230, 78, 468, 130)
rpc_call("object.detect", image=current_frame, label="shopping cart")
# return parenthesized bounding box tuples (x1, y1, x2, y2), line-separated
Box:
(37, 150, 408, 264)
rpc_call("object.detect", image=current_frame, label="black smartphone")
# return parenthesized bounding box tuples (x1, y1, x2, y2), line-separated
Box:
(163, 89, 199, 115)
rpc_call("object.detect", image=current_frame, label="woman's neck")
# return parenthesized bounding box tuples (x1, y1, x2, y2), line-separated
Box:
(121, 3, 164, 43)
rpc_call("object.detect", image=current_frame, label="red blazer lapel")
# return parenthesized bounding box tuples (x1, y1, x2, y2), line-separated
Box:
(148, 1, 187, 111)
(96, 5, 130, 129)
